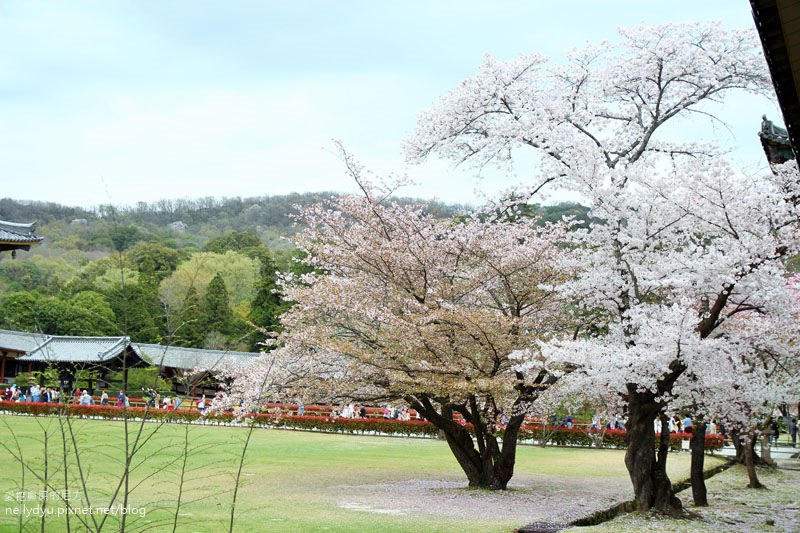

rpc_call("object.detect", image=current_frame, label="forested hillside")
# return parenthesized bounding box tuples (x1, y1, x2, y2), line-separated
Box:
(0, 194, 589, 352)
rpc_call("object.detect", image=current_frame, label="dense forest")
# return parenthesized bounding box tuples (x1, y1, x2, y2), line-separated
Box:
(0, 194, 590, 352)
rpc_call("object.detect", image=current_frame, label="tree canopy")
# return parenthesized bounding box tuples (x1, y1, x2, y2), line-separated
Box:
(406, 21, 797, 511)
(221, 154, 572, 489)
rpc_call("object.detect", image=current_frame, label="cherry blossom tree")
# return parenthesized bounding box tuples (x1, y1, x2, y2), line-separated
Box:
(248, 149, 573, 490)
(650, 291, 800, 502)
(405, 22, 796, 513)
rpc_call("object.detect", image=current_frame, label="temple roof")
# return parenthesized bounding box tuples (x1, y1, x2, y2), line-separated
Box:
(136, 343, 259, 371)
(16, 335, 148, 367)
(0, 329, 257, 371)
(0, 329, 48, 354)
(0, 219, 43, 249)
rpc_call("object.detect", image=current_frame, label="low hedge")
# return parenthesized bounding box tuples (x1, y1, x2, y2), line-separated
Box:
(252, 414, 441, 437)
(0, 401, 723, 450)
(0, 401, 226, 424)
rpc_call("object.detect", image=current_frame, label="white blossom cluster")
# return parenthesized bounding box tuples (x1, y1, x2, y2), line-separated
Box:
(407, 21, 798, 426)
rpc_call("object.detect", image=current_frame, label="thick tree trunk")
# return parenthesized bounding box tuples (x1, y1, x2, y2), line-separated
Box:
(438, 420, 518, 489)
(690, 416, 707, 506)
(491, 413, 526, 490)
(744, 430, 763, 489)
(624, 388, 682, 514)
(441, 425, 486, 486)
(409, 396, 521, 490)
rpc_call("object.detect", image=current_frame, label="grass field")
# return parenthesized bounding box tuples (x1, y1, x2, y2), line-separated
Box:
(0, 414, 721, 532)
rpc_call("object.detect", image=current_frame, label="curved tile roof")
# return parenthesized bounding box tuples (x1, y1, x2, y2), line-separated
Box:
(17, 335, 147, 365)
(0, 329, 49, 353)
(0, 220, 43, 245)
(0, 329, 257, 371)
(135, 343, 259, 371)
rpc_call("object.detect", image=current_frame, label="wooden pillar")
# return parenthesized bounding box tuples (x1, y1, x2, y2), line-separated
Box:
(0, 352, 6, 384)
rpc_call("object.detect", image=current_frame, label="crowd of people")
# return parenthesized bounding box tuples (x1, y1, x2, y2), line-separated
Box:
(328, 403, 367, 419)
(3, 383, 60, 403)
(651, 415, 720, 435)
(141, 387, 184, 411)
(0, 383, 219, 415)
(381, 405, 414, 421)
(1, 384, 152, 410)
(323, 403, 417, 421)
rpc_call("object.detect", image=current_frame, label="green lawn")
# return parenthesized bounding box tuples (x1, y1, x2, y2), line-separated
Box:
(0, 415, 719, 533)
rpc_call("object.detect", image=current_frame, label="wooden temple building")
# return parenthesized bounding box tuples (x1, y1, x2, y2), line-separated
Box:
(0, 330, 150, 392)
(0, 329, 258, 395)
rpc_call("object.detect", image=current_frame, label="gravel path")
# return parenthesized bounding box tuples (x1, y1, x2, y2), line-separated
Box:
(332, 473, 632, 526)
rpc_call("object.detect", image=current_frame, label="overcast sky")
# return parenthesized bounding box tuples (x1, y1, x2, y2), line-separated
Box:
(0, 1, 782, 209)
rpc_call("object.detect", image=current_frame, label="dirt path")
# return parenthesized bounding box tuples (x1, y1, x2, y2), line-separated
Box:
(332, 473, 632, 526)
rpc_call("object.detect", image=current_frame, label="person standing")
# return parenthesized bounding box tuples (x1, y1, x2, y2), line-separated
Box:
(771, 418, 780, 446)
(100, 390, 109, 405)
(79, 390, 92, 405)
(789, 417, 797, 447)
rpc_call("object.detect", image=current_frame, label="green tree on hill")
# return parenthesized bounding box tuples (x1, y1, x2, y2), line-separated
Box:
(0, 290, 116, 336)
(172, 285, 205, 348)
(204, 273, 234, 337)
(108, 279, 163, 343)
(0, 291, 38, 330)
(109, 225, 142, 252)
(247, 252, 286, 350)
(127, 242, 181, 281)
(204, 231, 263, 255)
(63, 291, 117, 335)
